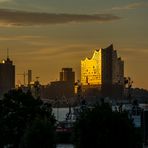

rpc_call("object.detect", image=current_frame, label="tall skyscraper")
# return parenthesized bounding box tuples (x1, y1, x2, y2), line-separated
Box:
(81, 44, 124, 98)
(0, 57, 15, 97)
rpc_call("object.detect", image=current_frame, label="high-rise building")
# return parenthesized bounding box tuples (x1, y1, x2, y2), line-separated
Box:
(0, 58, 15, 97)
(81, 44, 124, 98)
(60, 68, 75, 83)
(42, 68, 75, 99)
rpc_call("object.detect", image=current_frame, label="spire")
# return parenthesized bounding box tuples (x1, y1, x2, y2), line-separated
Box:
(7, 48, 9, 60)
(5, 48, 12, 64)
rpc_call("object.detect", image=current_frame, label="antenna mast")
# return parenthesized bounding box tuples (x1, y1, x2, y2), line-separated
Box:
(7, 48, 9, 59)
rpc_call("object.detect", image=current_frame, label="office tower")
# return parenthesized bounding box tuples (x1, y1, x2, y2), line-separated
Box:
(81, 44, 124, 98)
(28, 69, 32, 85)
(60, 68, 75, 83)
(0, 57, 15, 96)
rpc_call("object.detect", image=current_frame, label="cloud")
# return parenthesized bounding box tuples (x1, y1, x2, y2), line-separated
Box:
(0, 0, 11, 2)
(0, 8, 120, 27)
(0, 35, 42, 41)
(121, 48, 148, 53)
(112, 2, 148, 11)
(119, 48, 148, 61)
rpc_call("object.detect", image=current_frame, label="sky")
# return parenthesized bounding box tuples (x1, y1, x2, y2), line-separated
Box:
(0, 0, 147, 89)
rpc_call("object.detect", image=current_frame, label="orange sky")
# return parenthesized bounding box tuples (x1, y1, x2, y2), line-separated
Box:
(0, 0, 148, 89)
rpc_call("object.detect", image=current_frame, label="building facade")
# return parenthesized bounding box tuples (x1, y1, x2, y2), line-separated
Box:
(81, 44, 124, 98)
(42, 68, 75, 99)
(60, 68, 75, 83)
(0, 58, 15, 97)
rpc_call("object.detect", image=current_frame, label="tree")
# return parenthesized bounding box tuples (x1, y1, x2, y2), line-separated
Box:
(20, 117, 56, 148)
(73, 102, 142, 148)
(0, 89, 56, 148)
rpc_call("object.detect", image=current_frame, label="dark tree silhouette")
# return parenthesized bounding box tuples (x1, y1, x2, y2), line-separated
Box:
(73, 103, 142, 148)
(20, 117, 56, 148)
(0, 89, 56, 148)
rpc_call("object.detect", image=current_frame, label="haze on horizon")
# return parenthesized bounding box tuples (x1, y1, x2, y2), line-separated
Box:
(0, 0, 147, 90)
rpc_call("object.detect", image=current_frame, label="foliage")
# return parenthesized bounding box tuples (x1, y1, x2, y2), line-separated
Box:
(0, 89, 56, 148)
(73, 102, 143, 148)
(20, 117, 56, 148)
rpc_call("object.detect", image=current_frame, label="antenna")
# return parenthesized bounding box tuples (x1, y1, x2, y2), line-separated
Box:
(7, 48, 9, 59)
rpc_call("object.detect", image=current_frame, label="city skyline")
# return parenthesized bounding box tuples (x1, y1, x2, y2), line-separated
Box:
(0, 0, 147, 89)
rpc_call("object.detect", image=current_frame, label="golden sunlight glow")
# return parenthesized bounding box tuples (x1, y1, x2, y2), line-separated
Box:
(81, 49, 102, 86)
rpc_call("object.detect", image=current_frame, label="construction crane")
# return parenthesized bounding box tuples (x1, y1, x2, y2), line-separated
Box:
(17, 72, 28, 86)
